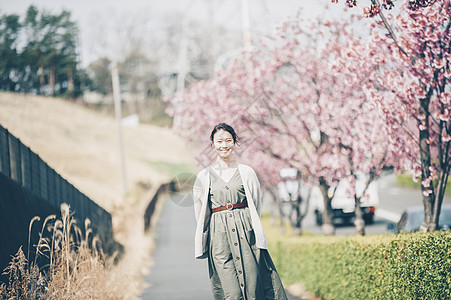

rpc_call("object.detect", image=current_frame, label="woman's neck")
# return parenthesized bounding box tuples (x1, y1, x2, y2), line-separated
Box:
(214, 156, 237, 169)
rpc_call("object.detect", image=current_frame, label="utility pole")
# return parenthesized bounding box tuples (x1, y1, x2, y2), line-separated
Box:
(241, 0, 252, 51)
(176, 15, 188, 92)
(111, 61, 128, 197)
(207, 0, 214, 76)
(173, 13, 189, 129)
(259, 0, 273, 35)
(207, 0, 217, 77)
(241, 0, 253, 73)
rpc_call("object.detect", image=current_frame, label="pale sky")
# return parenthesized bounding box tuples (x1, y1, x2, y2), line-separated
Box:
(0, 0, 355, 65)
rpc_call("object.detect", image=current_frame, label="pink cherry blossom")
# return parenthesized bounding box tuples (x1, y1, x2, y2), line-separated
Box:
(167, 11, 416, 235)
(168, 0, 449, 233)
(333, 0, 450, 231)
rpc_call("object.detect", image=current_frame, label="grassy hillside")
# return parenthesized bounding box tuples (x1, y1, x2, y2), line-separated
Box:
(0, 91, 196, 297)
(0, 91, 195, 210)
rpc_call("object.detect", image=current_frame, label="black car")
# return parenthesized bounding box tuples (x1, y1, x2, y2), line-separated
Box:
(389, 204, 451, 233)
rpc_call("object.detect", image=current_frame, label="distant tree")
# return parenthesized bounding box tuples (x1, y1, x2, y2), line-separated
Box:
(0, 14, 21, 91)
(87, 57, 113, 96)
(19, 5, 41, 93)
(83, 8, 242, 124)
(0, 5, 81, 97)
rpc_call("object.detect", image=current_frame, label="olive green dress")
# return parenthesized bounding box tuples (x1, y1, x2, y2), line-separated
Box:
(208, 168, 288, 300)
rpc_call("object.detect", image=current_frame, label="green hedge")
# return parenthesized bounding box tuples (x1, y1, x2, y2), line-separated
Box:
(264, 219, 451, 299)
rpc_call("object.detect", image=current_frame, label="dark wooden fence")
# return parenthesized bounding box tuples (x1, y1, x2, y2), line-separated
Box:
(0, 124, 121, 281)
(144, 181, 178, 232)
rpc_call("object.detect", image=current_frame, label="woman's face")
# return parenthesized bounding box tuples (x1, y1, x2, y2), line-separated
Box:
(212, 130, 235, 160)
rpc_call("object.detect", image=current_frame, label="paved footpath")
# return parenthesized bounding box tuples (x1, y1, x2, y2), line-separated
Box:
(141, 194, 302, 300)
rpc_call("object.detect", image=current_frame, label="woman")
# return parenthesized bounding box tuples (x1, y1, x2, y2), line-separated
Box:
(193, 123, 288, 300)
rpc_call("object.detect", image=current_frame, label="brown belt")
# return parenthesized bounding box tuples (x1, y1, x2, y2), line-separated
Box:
(211, 200, 248, 213)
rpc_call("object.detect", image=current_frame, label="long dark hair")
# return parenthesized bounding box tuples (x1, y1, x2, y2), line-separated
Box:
(210, 123, 240, 145)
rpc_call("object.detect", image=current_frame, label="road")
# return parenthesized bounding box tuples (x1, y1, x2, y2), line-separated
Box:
(299, 173, 451, 235)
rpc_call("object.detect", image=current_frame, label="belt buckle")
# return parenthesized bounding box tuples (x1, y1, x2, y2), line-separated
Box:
(226, 203, 233, 210)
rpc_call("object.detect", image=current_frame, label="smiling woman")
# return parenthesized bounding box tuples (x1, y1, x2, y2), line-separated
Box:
(210, 123, 239, 166)
(193, 122, 288, 299)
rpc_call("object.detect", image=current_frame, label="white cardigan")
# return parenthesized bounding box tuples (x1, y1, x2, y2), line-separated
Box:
(192, 163, 268, 259)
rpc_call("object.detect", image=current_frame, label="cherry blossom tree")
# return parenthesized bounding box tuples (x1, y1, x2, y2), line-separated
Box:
(166, 8, 415, 235)
(334, 0, 450, 231)
(242, 15, 415, 235)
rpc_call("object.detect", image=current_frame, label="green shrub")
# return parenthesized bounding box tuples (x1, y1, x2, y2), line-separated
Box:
(264, 218, 451, 300)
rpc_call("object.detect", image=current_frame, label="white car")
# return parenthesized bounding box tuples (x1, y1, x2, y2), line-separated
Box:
(311, 176, 379, 225)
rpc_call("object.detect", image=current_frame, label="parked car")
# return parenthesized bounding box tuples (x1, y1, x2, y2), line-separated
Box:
(388, 204, 451, 233)
(311, 175, 379, 225)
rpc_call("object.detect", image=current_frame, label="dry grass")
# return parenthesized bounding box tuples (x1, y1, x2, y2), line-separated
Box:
(0, 92, 197, 298)
(0, 247, 44, 299)
(1, 204, 126, 299)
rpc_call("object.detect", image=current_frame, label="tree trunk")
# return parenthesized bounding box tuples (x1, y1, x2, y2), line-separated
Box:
(354, 196, 365, 236)
(418, 96, 436, 232)
(319, 177, 335, 235)
(39, 65, 44, 94)
(49, 67, 55, 96)
(278, 195, 286, 235)
(267, 188, 277, 228)
(266, 187, 285, 234)
(433, 169, 449, 229)
(290, 195, 302, 235)
(67, 68, 74, 92)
